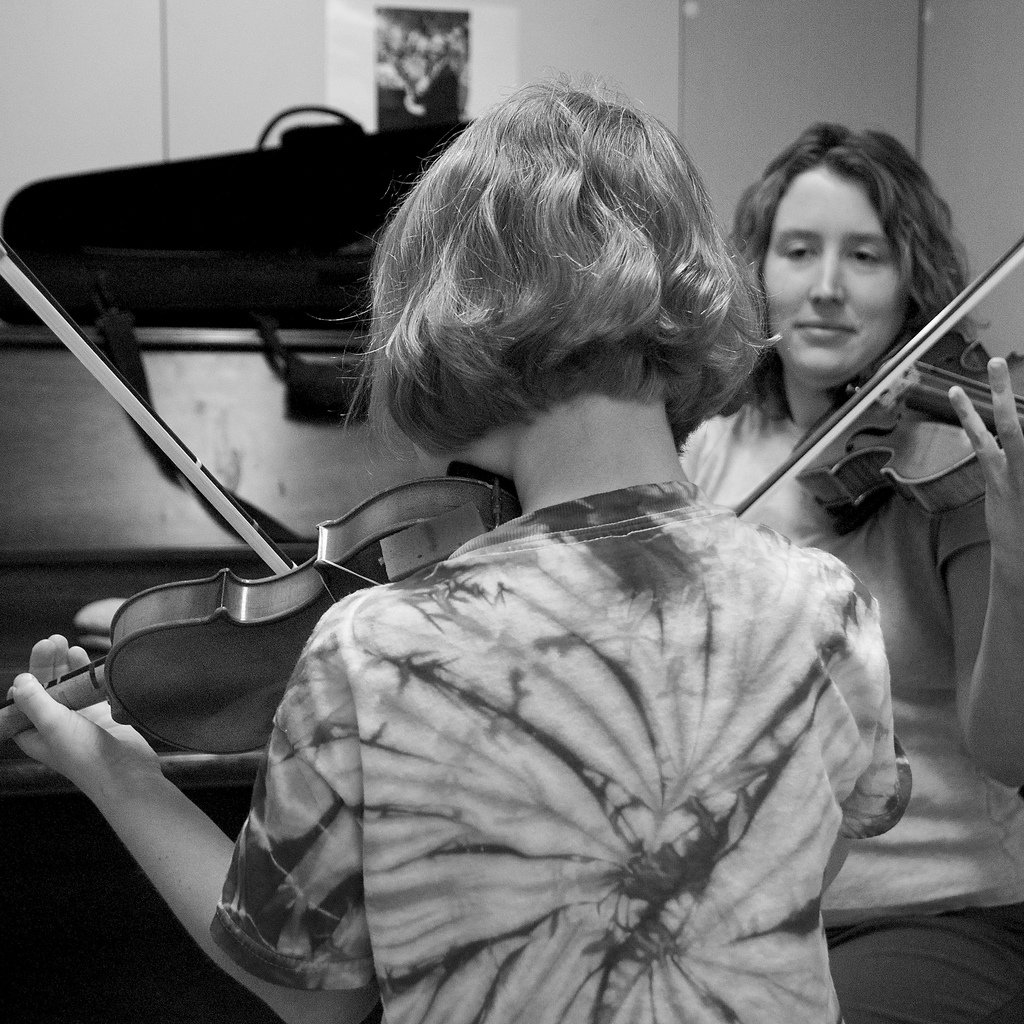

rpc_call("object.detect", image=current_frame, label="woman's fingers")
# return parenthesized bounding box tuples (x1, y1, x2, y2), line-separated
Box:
(28, 635, 70, 684)
(949, 357, 1024, 560)
(987, 357, 1024, 463)
(948, 358, 1019, 469)
(946, 385, 995, 460)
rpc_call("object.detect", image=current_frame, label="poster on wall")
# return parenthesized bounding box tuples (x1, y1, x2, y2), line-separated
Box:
(376, 8, 469, 130)
(326, 0, 519, 133)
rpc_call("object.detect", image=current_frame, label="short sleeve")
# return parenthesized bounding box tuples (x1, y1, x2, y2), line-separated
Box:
(210, 616, 374, 989)
(935, 494, 988, 573)
(825, 589, 912, 839)
(839, 727, 913, 840)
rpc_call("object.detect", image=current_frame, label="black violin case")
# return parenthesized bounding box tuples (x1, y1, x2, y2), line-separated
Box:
(0, 114, 464, 329)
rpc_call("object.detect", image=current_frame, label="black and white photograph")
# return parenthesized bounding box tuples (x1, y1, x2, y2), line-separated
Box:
(2, 3, 1024, 1023)
(375, 7, 469, 129)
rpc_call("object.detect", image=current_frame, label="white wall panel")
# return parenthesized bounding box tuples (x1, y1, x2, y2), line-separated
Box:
(0, 0, 163, 218)
(514, 0, 680, 131)
(680, 0, 919, 224)
(164, 0, 326, 159)
(920, 0, 1024, 358)
(161, 0, 679, 159)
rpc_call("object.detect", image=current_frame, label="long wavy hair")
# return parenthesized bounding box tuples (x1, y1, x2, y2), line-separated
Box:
(732, 123, 971, 418)
(364, 78, 765, 452)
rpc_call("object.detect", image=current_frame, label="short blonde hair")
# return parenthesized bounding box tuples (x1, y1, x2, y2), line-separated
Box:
(366, 78, 763, 451)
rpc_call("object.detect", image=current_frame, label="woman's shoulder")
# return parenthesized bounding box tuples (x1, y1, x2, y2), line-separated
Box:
(686, 404, 797, 461)
(682, 404, 801, 512)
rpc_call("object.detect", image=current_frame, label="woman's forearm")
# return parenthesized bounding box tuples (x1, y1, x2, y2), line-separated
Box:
(961, 555, 1024, 786)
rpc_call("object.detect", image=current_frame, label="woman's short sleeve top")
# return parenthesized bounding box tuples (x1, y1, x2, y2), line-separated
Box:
(682, 407, 1024, 918)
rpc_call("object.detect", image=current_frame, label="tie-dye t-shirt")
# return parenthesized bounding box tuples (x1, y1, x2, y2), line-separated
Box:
(212, 481, 905, 1023)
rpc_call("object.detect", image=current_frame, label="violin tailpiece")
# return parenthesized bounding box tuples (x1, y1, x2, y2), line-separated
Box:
(379, 502, 488, 581)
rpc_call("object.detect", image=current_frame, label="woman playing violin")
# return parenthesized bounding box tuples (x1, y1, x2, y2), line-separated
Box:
(682, 123, 1024, 1024)
(10, 82, 904, 1023)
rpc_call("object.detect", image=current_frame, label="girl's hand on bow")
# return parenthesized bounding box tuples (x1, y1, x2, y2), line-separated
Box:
(949, 357, 1024, 564)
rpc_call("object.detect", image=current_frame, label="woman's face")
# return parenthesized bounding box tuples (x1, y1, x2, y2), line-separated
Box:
(762, 166, 909, 425)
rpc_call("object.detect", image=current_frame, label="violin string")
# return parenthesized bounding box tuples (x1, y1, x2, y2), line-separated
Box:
(330, 562, 381, 588)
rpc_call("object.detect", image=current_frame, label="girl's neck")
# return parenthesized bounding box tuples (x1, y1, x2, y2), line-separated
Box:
(458, 396, 688, 514)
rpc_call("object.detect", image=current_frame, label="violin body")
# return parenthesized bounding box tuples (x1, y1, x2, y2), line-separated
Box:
(0, 236, 525, 756)
(104, 561, 333, 753)
(0, 562, 332, 754)
(798, 404, 985, 530)
(315, 470, 521, 590)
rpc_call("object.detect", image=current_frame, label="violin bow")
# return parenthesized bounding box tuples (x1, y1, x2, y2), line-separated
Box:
(735, 231, 1024, 519)
(0, 236, 293, 575)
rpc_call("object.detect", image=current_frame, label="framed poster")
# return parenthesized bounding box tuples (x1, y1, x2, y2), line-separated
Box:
(326, 0, 520, 132)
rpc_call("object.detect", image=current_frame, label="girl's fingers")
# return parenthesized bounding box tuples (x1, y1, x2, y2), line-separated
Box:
(28, 636, 69, 683)
(26, 635, 90, 685)
(66, 644, 92, 672)
(11, 672, 66, 733)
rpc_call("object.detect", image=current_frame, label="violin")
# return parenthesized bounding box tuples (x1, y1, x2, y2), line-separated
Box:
(0, 238, 521, 753)
(0, 473, 519, 752)
(737, 232, 1024, 529)
(797, 337, 1024, 531)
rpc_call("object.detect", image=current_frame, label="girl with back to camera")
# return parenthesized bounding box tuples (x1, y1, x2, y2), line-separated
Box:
(12, 83, 904, 1023)
(682, 123, 1024, 1023)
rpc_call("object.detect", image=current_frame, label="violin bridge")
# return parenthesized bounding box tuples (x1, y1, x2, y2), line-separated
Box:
(877, 367, 920, 408)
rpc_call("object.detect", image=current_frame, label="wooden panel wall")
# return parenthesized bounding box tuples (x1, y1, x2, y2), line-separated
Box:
(0, 333, 424, 554)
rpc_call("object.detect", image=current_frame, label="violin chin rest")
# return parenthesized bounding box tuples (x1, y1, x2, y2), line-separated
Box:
(72, 596, 127, 652)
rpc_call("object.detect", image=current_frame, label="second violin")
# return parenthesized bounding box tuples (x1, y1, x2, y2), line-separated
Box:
(795, 338, 1024, 531)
